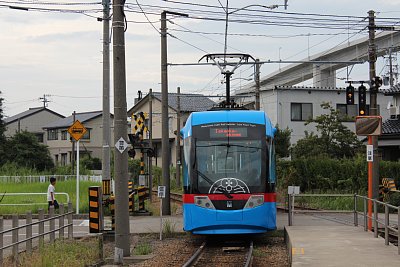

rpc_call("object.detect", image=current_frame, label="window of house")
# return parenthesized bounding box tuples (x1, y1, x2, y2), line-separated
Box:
(47, 129, 58, 140)
(337, 104, 358, 121)
(61, 153, 68, 166)
(81, 129, 90, 140)
(34, 133, 44, 143)
(61, 130, 68, 140)
(291, 103, 313, 121)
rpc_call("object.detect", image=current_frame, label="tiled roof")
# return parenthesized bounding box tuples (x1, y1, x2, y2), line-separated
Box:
(382, 118, 400, 135)
(42, 111, 103, 129)
(151, 92, 215, 112)
(5, 107, 64, 124)
(382, 83, 400, 95)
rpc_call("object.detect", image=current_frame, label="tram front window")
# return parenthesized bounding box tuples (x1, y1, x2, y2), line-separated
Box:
(195, 140, 264, 194)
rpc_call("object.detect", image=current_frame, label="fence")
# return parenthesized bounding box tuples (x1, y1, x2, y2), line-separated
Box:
(0, 175, 102, 183)
(287, 193, 400, 254)
(0, 203, 73, 265)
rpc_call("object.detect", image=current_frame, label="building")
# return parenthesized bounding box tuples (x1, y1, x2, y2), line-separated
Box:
(4, 107, 64, 143)
(380, 85, 400, 161)
(128, 91, 215, 167)
(235, 85, 392, 144)
(42, 111, 114, 166)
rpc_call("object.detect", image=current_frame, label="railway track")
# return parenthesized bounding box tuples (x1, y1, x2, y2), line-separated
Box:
(182, 238, 254, 267)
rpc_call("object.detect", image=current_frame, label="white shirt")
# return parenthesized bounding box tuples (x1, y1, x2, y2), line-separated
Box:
(47, 184, 55, 201)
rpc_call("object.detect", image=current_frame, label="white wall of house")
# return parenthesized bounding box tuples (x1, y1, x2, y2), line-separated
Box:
(257, 87, 392, 144)
(45, 116, 114, 166)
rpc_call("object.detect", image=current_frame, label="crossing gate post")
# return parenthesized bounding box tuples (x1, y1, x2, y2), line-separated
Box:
(110, 195, 115, 231)
(89, 186, 103, 233)
(128, 181, 134, 213)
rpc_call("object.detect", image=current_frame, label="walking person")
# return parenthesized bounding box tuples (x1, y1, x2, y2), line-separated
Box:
(47, 177, 59, 211)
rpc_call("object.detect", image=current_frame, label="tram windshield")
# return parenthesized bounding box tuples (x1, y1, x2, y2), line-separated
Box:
(195, 139, 266, 194)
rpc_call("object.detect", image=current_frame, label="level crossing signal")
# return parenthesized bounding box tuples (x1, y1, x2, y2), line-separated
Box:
(358, 84, 367, 116)
(346, 84, 355, 105)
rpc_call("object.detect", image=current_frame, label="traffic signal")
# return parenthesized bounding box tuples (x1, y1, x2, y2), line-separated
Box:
(370, 76, 383, 93)
(358, 84, 367, 116)
(128, 148, 136, 158)
(346, 84, 355, 105)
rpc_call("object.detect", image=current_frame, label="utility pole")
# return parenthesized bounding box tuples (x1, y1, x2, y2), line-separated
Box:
(161, 11, 171, 216)
(161, 10, 188, 216)
(389, 47, 394, 88)
(149, 89, 153, 202)
(112, 0, 130, 261)
(71, 111, 76, 172)
(101, 0, 111, 199)
(368, 10, 379, 203)
(39, 94, 50, 108)
(176, 87, 181, 187)
(255, 59, 261, 110)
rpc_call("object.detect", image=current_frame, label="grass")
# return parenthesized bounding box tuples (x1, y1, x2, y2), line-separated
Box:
(294, 195, 356, 211)
(0, 180, 101, 215)
(162, 219, 177, 238)
(133, 243, 152, 255)
(3, 238, 101, 267)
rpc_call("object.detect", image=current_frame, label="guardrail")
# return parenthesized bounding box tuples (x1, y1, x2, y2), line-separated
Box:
(288, 193, 400, 255)
(0, 192, 70, 207)
(0, 203, 73, 265)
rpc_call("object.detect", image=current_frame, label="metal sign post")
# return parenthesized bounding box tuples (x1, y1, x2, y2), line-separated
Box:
(67, 120, 87, 215)
(158, 186, 166, 240)
(288, 186, 300, 226)
(76, 139, 80, 214)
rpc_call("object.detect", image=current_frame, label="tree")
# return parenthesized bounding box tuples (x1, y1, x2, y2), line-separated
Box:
(0, 92, 6, 165)
(5, 131, 54, 171)
(292, 102, 362, 159)
(275, 126, 292, 158)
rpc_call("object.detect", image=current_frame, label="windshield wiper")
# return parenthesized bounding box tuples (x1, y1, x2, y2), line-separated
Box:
(195, 169, 233, 199)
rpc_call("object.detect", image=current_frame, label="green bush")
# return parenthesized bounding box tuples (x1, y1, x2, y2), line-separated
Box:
(277, 156, 400, 193)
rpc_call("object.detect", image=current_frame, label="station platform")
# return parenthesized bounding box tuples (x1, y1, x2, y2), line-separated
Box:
(117, 211, 400, 266)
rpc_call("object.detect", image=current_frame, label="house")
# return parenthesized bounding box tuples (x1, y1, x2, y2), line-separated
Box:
(42, 111, 114, 166)
(4, 107, 64, 143)
(235, 85, 392, 144)
(380, 85, 400, 161)
(127, 91, 215, 167)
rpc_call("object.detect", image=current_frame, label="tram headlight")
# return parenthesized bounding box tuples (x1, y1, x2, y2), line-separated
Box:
(244, 195, 264, 209)
(194, 196, 216, 210)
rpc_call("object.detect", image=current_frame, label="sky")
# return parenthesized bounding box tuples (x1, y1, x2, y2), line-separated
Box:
(1, 0, 400, 118)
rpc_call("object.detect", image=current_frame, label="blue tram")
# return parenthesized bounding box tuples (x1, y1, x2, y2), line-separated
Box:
(180, 109, 277, 234)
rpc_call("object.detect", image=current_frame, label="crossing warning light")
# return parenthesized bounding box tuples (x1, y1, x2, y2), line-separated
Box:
(346, 84, 355, 105)
(358, 85, 367, 116)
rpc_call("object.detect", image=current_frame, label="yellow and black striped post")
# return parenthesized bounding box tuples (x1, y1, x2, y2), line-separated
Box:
(89, 186, 103, 233)
(102, 179, 111, 196)
(138, 186, 149, 211)
(110, 195, 115, 231)
(128, 181, 134, 212)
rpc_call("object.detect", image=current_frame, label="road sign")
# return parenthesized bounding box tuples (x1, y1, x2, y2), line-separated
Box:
(288, 186, 300, 195)
(68, 120, 87, 141)
(355, 116, 382, 136)
(158, 186, 166, 198)
(367, 145, 373, 162)
(115, 137, 128, 154)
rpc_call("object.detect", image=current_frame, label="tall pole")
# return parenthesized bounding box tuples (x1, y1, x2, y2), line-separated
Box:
(161, 11, 171, 215)
(112, 0, 130, 260)
(225, 72, 232, 106)
(368, 10, 379, 202)
(149, 89, 153, 202)
(176, 87, 181, 187)
(389, 47, 394, 88)
(102, 0, 111, 195)
(255, 58, 261, 110)
(76, 140, 80, 214)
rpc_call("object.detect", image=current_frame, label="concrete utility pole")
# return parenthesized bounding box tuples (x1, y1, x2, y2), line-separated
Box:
(102, 0, 111, 197)
(149, 89, 153, 202)
(368, 10, 379, 201)
(161, 10, 188, 215)
(112, 0, 130, 261)
(255, 59, 261, 110)
(176, 87, 181, 187)
(161, 11, 171, 215)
